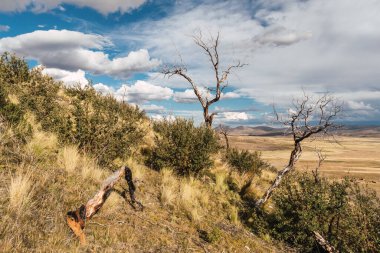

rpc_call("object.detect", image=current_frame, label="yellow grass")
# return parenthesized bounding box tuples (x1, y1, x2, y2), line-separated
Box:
(25, 130, 58, 159)
(159, 168, 178, 207)
(81, 156, 104, 182)
(230, 135, 380, 193)
(8, 173, 33, 213)
(214, 171, 228, 193)
(126, 158, 146, 183)
(58, 145, 80, 173)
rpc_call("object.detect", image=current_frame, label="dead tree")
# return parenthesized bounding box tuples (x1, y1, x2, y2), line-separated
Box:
(312, 149, 326, 183)
(255, 93, 342, 208)
(162, 32, 245, 127)
(218, 124, 230, 151)
(66, 166, 142, 244)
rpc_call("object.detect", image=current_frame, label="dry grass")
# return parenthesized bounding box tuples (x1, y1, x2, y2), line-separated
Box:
(230, 135, 380, 194)
(178, 177, 209, 222)
(126, 158, 146, 183)
(58, 145, 80, 173)
(214, 171, 228, 193)
(25, 130, 58, 160)
(81, 155, 104, 182)
(159, 168, 178, 207)
(8, 172, 33, 213)
(0, 125, 284, 253)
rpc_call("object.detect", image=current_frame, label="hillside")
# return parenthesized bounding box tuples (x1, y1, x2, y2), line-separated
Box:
(1, 54, 379, 253)
(0, 54, 286, 252)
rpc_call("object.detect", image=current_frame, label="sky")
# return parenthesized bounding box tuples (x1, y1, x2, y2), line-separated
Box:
(0, 0, 379, 126)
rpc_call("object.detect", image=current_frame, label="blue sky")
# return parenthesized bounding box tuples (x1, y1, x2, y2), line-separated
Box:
(0, 0, 379, 126)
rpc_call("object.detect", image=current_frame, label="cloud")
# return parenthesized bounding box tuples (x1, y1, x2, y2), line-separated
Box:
(0, 25, 10, 32)
(93, 83, 114, 95)
(222, 91, 241, 99)
(173, 89, 241, 103)
(141, 104, 166, 113)
(0, 29, 160, 79)
(219, 112, 250, 121)
(0, 0, 147, 15)
(346, 101, 374, 111)
(115, 80, 173, 103)
(116, 0, 380, 123)
(42, 67, 88, 87)
(173, 89, 198, 103)
(253, 26, 312, 47)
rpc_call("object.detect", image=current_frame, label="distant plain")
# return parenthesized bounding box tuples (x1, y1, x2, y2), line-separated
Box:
(229, 134, 380, 194)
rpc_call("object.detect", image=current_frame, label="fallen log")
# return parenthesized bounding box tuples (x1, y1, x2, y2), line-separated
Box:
(313, 231, 336, 253)
(66, 166, 142, 244)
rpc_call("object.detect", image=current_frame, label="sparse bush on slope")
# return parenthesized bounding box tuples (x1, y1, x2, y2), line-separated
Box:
(226, 148, 269, 176)
(253, 172, 380, 252)
(146, 118, 220, 176)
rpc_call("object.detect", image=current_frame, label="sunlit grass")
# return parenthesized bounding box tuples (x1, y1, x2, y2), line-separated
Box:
(8, 172, 33, 213)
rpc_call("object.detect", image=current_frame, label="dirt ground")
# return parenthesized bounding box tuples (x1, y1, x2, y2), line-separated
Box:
(229, 135, 380, 194)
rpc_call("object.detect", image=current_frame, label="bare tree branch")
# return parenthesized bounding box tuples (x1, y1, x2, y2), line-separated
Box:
(218, 124, 231, 151)
(255, 93, 342, 208)
(162, 31, 246, 127)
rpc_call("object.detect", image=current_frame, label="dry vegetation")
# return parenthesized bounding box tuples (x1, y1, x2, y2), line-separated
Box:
(2, 53, 379, 252)
(229, 135, 380, 193)
(0, 127, 283, 252)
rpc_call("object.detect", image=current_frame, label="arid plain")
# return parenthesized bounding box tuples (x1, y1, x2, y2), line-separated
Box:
(229, 135, 380, 193)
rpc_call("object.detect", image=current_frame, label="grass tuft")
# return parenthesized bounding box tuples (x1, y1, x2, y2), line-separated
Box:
(81, 155, 104, 182)
(8, 172, 33, 213)
(159, 168, 178, 207)
(58, 145, 80, 173)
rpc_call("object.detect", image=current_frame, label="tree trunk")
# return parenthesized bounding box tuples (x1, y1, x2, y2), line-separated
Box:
(255, 141, 302, 208)
(66, 166, 139, 244)
(203, 106, 213, 127)
(223, 132, 230, 151)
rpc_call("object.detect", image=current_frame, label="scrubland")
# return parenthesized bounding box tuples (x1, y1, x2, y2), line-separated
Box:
(1, 53, 379, 252)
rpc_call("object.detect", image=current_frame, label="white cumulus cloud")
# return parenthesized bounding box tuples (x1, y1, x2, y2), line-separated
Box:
(42, 67, 88, 87)
(0, 29, 160, 79)
(219, 112, 250, 121)
(115, 80, 173, 103)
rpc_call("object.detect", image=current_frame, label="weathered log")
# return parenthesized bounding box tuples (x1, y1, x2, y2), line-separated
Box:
(313, 231, 336, 253)
(66, 166, 141, 244)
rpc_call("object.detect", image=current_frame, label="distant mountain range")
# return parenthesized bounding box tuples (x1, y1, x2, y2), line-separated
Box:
(227, 125, 380, 137)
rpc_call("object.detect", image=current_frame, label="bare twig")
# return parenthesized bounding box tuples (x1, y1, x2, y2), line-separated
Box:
(162, 31, 246, 127)
(255, 93, 342, 208)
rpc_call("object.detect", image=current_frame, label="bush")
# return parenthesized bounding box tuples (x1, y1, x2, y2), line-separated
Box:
(0, 53, 147, 167)
(226, 148, 267, 176)
(146, 118, 220, 176)
(66, 86, 146, 166)
(269, 173, 380, 252)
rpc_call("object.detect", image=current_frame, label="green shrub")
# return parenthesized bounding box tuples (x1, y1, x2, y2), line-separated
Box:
(0, 52, 29, 85)
(0, 53, 147, 167)
(146, 118, 220, 176)
(66, 86, 146, 166)
(0, 85, 24, 125)
(226, 148, 267, 176)
(269, 173, 380, 252)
